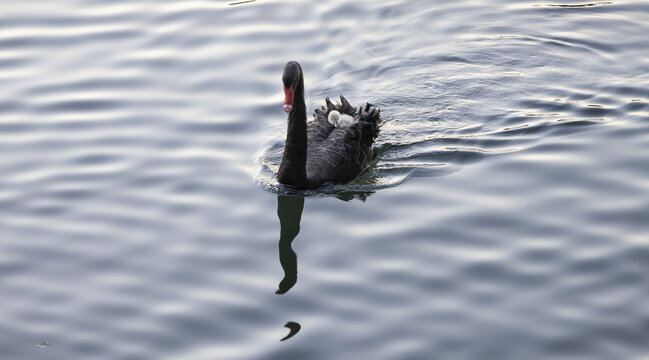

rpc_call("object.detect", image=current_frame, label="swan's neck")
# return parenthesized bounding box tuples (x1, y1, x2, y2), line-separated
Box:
(277, 79, 308, 189)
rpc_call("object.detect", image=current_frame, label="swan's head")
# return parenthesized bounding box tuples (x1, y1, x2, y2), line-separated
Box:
(328, 110, 341, 127)
(282, 61, 302, 113)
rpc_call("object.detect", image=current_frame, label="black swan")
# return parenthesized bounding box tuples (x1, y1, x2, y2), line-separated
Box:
(277, 61, 381, 189)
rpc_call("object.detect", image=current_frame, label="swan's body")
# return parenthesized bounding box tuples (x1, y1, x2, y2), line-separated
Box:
(327, 110, 356, 128)
(277, 61, 381, 189)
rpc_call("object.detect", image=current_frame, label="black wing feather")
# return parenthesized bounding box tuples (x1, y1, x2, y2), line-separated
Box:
(305, 96, 381, 187)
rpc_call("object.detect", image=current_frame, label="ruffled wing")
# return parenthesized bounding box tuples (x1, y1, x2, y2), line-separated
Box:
(306, 99, 381, 186)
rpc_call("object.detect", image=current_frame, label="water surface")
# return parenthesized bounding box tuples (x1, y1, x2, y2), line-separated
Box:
(1, 1, 648, 359)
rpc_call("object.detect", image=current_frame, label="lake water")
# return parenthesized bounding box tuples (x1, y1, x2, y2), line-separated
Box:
(1, 1, 648, 359)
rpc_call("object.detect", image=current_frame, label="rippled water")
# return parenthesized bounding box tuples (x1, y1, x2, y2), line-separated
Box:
(1, 1, 648, 359)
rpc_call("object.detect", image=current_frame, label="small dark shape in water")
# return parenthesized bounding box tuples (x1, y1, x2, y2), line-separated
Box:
(281, 321, 301, 341)
(228, 0, 255, 5)
(537, 1, 612, 7)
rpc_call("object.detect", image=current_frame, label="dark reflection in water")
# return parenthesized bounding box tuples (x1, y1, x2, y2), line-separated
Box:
(274, 188, 374, 295)
(275, 194, 304, 295)
(334, 189, 373, 202)
(280, 321, 302, 342)
(275, 195, 304, 342)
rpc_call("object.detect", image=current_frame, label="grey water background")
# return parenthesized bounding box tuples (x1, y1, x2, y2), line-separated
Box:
(1, 0, 648, 359)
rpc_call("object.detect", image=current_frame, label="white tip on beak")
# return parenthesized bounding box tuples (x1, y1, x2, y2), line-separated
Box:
(283, 104, 293, 113)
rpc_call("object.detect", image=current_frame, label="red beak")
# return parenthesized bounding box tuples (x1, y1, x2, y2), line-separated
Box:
(283, 84, 294, 113)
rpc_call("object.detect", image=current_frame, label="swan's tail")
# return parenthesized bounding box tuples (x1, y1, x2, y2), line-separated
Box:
(358, 103, 381, 148)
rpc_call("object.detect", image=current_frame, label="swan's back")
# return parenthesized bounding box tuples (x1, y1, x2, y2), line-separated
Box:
(306, 96, 381, 187)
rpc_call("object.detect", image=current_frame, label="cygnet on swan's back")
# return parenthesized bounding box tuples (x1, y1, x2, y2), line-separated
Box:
(327, 110, 356, 128)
